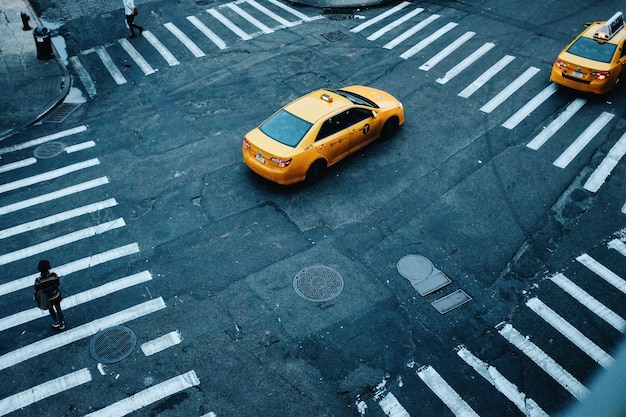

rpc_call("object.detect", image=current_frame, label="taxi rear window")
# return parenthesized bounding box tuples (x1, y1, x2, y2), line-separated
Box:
(260, 109, 313, 148)
(567, 37, 617, 63)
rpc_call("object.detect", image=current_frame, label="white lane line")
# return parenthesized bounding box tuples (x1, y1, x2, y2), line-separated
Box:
(0, 298, 166, 371)
(69, 56, 97, 98)
(266, 0, 314, 21)
(164, 22, 206, 57)
(498, 323, 589, 401)
(436, 42, 494, 84)
(576, 253, 626, 294)
(416, 365, 481, 417)
(141, 330, 182, 356)
(419, 31, 475, 71)
(208, 8, 252, 40)
(0, 198, 117, 240)
(0, 177, 109, 216)
(244, 0, 298, 28)
(0, 218, 125, 266)
(400, 22, 458, 60)
(526, 297, 615, 368)
(0, 157, 36, 173)
(367, 7, 423, 41)
(94, 45, 127, 85)
(226, 3, 273, 34)
(118, 38, 157, 75)
(0, 243, 140, 297)
(479, 66, 540, 113)
(0, 158, 100, 195)
(0, 368, 91, 415)
(458, 55, 515, 98)
(608, 238, 626, 257)
(383, 14, 440, 49)
(65, 140, 95, 153)
(187, 16, 227, 50)
(143, 30, 180, 66)
(0, 125, 87, 155)
(84, 370, 199, 417)
(455, 346, 549, 417)
(502, 83, 559, 129)
(378, 392, 410, 417)
(0, 271, 152, 332)
(553, 112, 614, 168)
(526, 98, 586, 150)
(549, 273, 625, 333)
(350, 1, 411, 33)
(584, 130, 626, 192)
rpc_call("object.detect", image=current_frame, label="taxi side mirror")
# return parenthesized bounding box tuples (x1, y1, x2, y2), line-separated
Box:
(372, 111, 378, 119)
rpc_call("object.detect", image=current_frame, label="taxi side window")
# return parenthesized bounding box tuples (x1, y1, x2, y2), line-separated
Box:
(345, 108, 373, 125)
(621, 42, 626, 58)
(316, 113, 351, 141)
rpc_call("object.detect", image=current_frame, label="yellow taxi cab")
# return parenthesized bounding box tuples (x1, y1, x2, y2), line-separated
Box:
(242, 85, 404, 185)
(550, 11, 626, 94)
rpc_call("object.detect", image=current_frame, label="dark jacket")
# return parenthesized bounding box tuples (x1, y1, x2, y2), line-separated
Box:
(34, 272, 61, 301)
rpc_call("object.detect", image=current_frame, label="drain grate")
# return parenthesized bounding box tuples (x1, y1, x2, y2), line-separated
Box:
(293, 265, 344, 302)
(90, 326, 137, 363)
(33, 141, 65, 159)
(44, 102, 82, 123)
(322, 31, 349, 42)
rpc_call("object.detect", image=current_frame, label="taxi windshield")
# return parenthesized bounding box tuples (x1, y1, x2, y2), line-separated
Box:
(260, 109, 312, 148)
(566, 37, 617, 63)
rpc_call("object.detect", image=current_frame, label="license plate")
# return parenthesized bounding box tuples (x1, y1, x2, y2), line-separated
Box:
(573, 70, 583, 78)
(255, 152, 265, 163)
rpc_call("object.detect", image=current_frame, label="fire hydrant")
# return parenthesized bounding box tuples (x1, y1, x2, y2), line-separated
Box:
(20, 11, 31, 30)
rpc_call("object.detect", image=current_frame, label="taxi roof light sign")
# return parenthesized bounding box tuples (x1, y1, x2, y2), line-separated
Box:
(594, 11, 624, 40)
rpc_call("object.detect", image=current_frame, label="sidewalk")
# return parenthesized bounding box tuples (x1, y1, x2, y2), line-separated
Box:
(0, 0, 70, 140)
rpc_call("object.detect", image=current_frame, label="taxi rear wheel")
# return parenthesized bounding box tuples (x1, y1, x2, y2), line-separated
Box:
(305, 159, 327, 184)
(381, 117, 399, 141)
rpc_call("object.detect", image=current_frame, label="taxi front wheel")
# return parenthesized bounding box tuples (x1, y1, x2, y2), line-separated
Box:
(381, 118, 400, 141)
(306, 159, 327, 184)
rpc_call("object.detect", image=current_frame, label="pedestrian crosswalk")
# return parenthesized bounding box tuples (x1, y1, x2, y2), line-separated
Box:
(0, 126, 201, 416)
(359, 234, 626, 416)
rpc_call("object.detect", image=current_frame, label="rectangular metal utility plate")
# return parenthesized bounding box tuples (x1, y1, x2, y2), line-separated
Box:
(431, 289, 472, 314)
(414, 271, 451, 296)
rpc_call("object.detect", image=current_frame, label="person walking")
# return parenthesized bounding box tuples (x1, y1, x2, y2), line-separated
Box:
(123, 0, 144, 38)
(34, 260, 65, 330)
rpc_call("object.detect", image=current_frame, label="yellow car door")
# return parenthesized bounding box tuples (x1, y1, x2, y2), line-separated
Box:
(344, 108, 378, 152)
(314, 114, 351, 164)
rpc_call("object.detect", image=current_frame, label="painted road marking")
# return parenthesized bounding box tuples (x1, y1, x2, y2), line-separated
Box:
(244, 0, 298, 28)
(0, 218, 126, 266)
(400, 22, 458, 60)
(608, 238, 626, 257)
(379, 392, 410, 417)
(502, 83, 559, 129)
(0, 177, 109, 216)
(164, 22, 206, 57)
(549, 273, 625, 333)
(0, 157, 36, 173)
(208, 8, 253, 40)
(0, 368, 92, 415)
(65, 140, 96, 153)
(141, 330, 182, 356)
(436, 42, 494, 84)
(350, 1, 411, 33)
(266, 0, 314, 22)
(0, 125, 87, 155)
(458, 55, 515, 98)
(94, 45, 127, 85)
(0, 298, 166, 371)
(118, 38, 157, 75)
(0, 271, 152, 332)
(383, 14, 440, 49)
(187, 16, 228, 50)
(419, 31, 475, 71)
(0, 243, 140, 296)
(583, 130, 626, 192)
(84, 370, 199, 417)
(367, 7, 424, 41)
(479, 66, 540, 113)
(0, 158, 100, 195)
(226, 3, 274, 34)
(69, 56, 97, 97)
(553, 112, 614, 168)
(416, 364, 481, 417)
(0, 198, 117, 240)
(497, 323, 589, 401)
(526, 98, 586, 150)
(455, 346, 549, 417)
(143, 30, 180, 66)
(526, 297, 615, 368)
(576, 253, 626, 294)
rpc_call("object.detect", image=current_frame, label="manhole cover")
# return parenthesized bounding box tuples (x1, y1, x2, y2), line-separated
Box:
(293, 265, 344, 302)
(322, 31, 350, 42)
(397, 254, 433, 283)
(33, 141, 65, 159)
(90, 326, 137, 363)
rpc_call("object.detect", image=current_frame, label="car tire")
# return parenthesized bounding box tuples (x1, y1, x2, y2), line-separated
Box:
(381, 117, 399, 141)
(305, 159, 327, 184)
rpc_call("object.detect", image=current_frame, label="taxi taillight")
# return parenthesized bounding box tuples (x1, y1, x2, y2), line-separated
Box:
(592, 70, 610, 80)
(270, 157, 292, 168)
(554, 58, 568, 69)
(243, 138, 251, 149)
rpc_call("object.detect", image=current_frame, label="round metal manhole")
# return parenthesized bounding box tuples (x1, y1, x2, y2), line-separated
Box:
(397, 254, 434, 282)
(293, 265, 344, 302)
(89, 326, 137, 363)
(33, 141, 65, 159)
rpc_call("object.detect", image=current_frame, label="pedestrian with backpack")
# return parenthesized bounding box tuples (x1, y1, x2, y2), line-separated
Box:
(34, 260, 65, 330)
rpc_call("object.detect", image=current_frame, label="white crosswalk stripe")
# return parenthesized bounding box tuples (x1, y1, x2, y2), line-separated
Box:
(526, 98, 586, 150)
(479, 66, 540, 113)
(417, 365, 481, 417)
(458, 55, 516, 98)
(553, 112, 614, 168)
